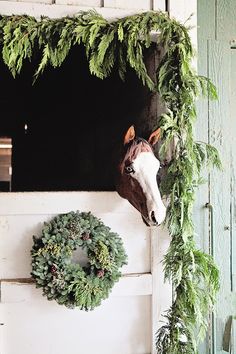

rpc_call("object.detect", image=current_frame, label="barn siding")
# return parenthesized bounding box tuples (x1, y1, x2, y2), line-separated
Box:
(197, 0, 236, 352)
(230, 49, 236, 353)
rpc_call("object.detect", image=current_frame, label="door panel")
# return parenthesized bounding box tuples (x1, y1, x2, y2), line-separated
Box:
(209, 40, 232, 354)
(197, 1, 236, 352)
(1, 282, 152, 354)
(196, 39, 236, 353)
(0, 192, 172, 354)
(230, 49, 236, 354)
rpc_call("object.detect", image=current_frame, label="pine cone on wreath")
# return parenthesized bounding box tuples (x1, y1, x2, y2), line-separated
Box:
(51, 265, 57, 274)
(97, 269, 105, 278)
(82, 232, 90, 241)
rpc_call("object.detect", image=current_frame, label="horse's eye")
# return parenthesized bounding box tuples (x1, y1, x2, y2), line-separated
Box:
(124, 165, 134, 174)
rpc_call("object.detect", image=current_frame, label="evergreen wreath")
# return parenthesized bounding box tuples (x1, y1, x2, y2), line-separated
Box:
(0, 10, 222, 352)
(31, 211, 127, 310)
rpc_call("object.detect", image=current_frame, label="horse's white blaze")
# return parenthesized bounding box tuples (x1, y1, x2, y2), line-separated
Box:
(132, 152, 166, 225)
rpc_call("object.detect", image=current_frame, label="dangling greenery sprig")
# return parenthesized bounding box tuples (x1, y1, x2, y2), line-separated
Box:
(0, 10, 221, 353)
(154, 15, 220, 353)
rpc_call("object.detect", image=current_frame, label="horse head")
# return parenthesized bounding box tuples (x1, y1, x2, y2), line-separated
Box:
(116, 125, 166, 227)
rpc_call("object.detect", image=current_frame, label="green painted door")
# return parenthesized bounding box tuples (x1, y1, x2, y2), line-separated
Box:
(196, 1, 236, 353)
(228, 48, 236, 354)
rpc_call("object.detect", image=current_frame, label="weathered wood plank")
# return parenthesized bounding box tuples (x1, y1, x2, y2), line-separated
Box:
(169, 0, 197, 51)
(151, 227, 159, 354)
(103, 0, 151, 10)
(150, 226, 171, 354)
(197, 8, 215, 353)
(216, 0, 236, 40)
(230, 48, 236, 353)
(230, 49, 236, 293)
(1, 274, 152, 300)
(0, 192, 152, 278)
(153, 0, 166, 12)
(1, 282, 152, 354)
(195, 38, 210, 253)
(208, 39, 232, 354)
(198, 3, 236, 352)
(55, 0, 102, 6)
(0, 2, 142, 19)
(197, 0, 215, 40)
(0, 191, 137, 215)
(195, 38, 210, 354)
(0, 213, 151, 278)
(169, 0, 197, 24)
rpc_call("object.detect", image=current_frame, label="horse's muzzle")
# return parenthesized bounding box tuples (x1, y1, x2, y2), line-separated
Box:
(141, 214, 159, 227)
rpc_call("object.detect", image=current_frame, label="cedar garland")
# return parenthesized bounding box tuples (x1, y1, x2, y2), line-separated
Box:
(0, 10, 221, 353)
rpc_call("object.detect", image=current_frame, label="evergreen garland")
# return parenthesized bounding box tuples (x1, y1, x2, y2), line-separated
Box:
(31, 211, 127, 310)
(0, 10, 221, 352)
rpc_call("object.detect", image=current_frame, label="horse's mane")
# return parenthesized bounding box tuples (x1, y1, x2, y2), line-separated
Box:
(119, 138, 153, 173)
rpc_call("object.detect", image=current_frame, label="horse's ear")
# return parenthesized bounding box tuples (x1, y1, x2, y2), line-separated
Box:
(124, 125, 136, 145)
(148, 128, 161, 146)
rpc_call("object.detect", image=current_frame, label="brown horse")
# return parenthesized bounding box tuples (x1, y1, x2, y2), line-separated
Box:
(116, 126, 166, 227)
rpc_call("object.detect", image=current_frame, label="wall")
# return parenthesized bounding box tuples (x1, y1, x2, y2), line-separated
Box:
(196, 0, 236, 353)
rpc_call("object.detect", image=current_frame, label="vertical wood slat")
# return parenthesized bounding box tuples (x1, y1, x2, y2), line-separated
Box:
(230, 50, 236, 293)
(197, 7, 214, 353)
(230, 49, 236, 353)
(198, 3, 236, 353)
(197, 0, 216, 40)
(168, 0, 197, 52)
(195, 38, 210, 354)
(208, 39, 232, 354)
(151, 228, 159, 354)
(150, 227, 171, 354)
(216, 0, 236, 40)
(153, 0, 166, 12)
(195, 38, 210, 253)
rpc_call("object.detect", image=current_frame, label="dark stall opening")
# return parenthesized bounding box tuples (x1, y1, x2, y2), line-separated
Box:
(0, 44, 159, 192)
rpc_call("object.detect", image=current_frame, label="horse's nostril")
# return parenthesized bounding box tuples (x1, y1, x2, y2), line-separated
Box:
(151, 211, 158, 224)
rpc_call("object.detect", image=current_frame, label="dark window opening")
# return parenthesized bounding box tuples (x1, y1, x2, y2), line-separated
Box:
(0, 45, 158, 191)
(0, 137, 12, 191)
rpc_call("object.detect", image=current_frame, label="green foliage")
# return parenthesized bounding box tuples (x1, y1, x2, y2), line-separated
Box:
(31, 211, 127, 310)
(0, 10, 221, 352)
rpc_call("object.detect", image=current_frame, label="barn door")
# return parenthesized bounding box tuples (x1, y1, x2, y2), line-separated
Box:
(208, 41, 236, 354)
(228, 48, 236, 354)
(197, 1, 236, 351)
(0, 192, 171, 354)
(196, 41, 236, 354)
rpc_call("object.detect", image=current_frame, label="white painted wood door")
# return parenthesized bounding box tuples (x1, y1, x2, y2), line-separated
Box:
(0, 192, 171, 354)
